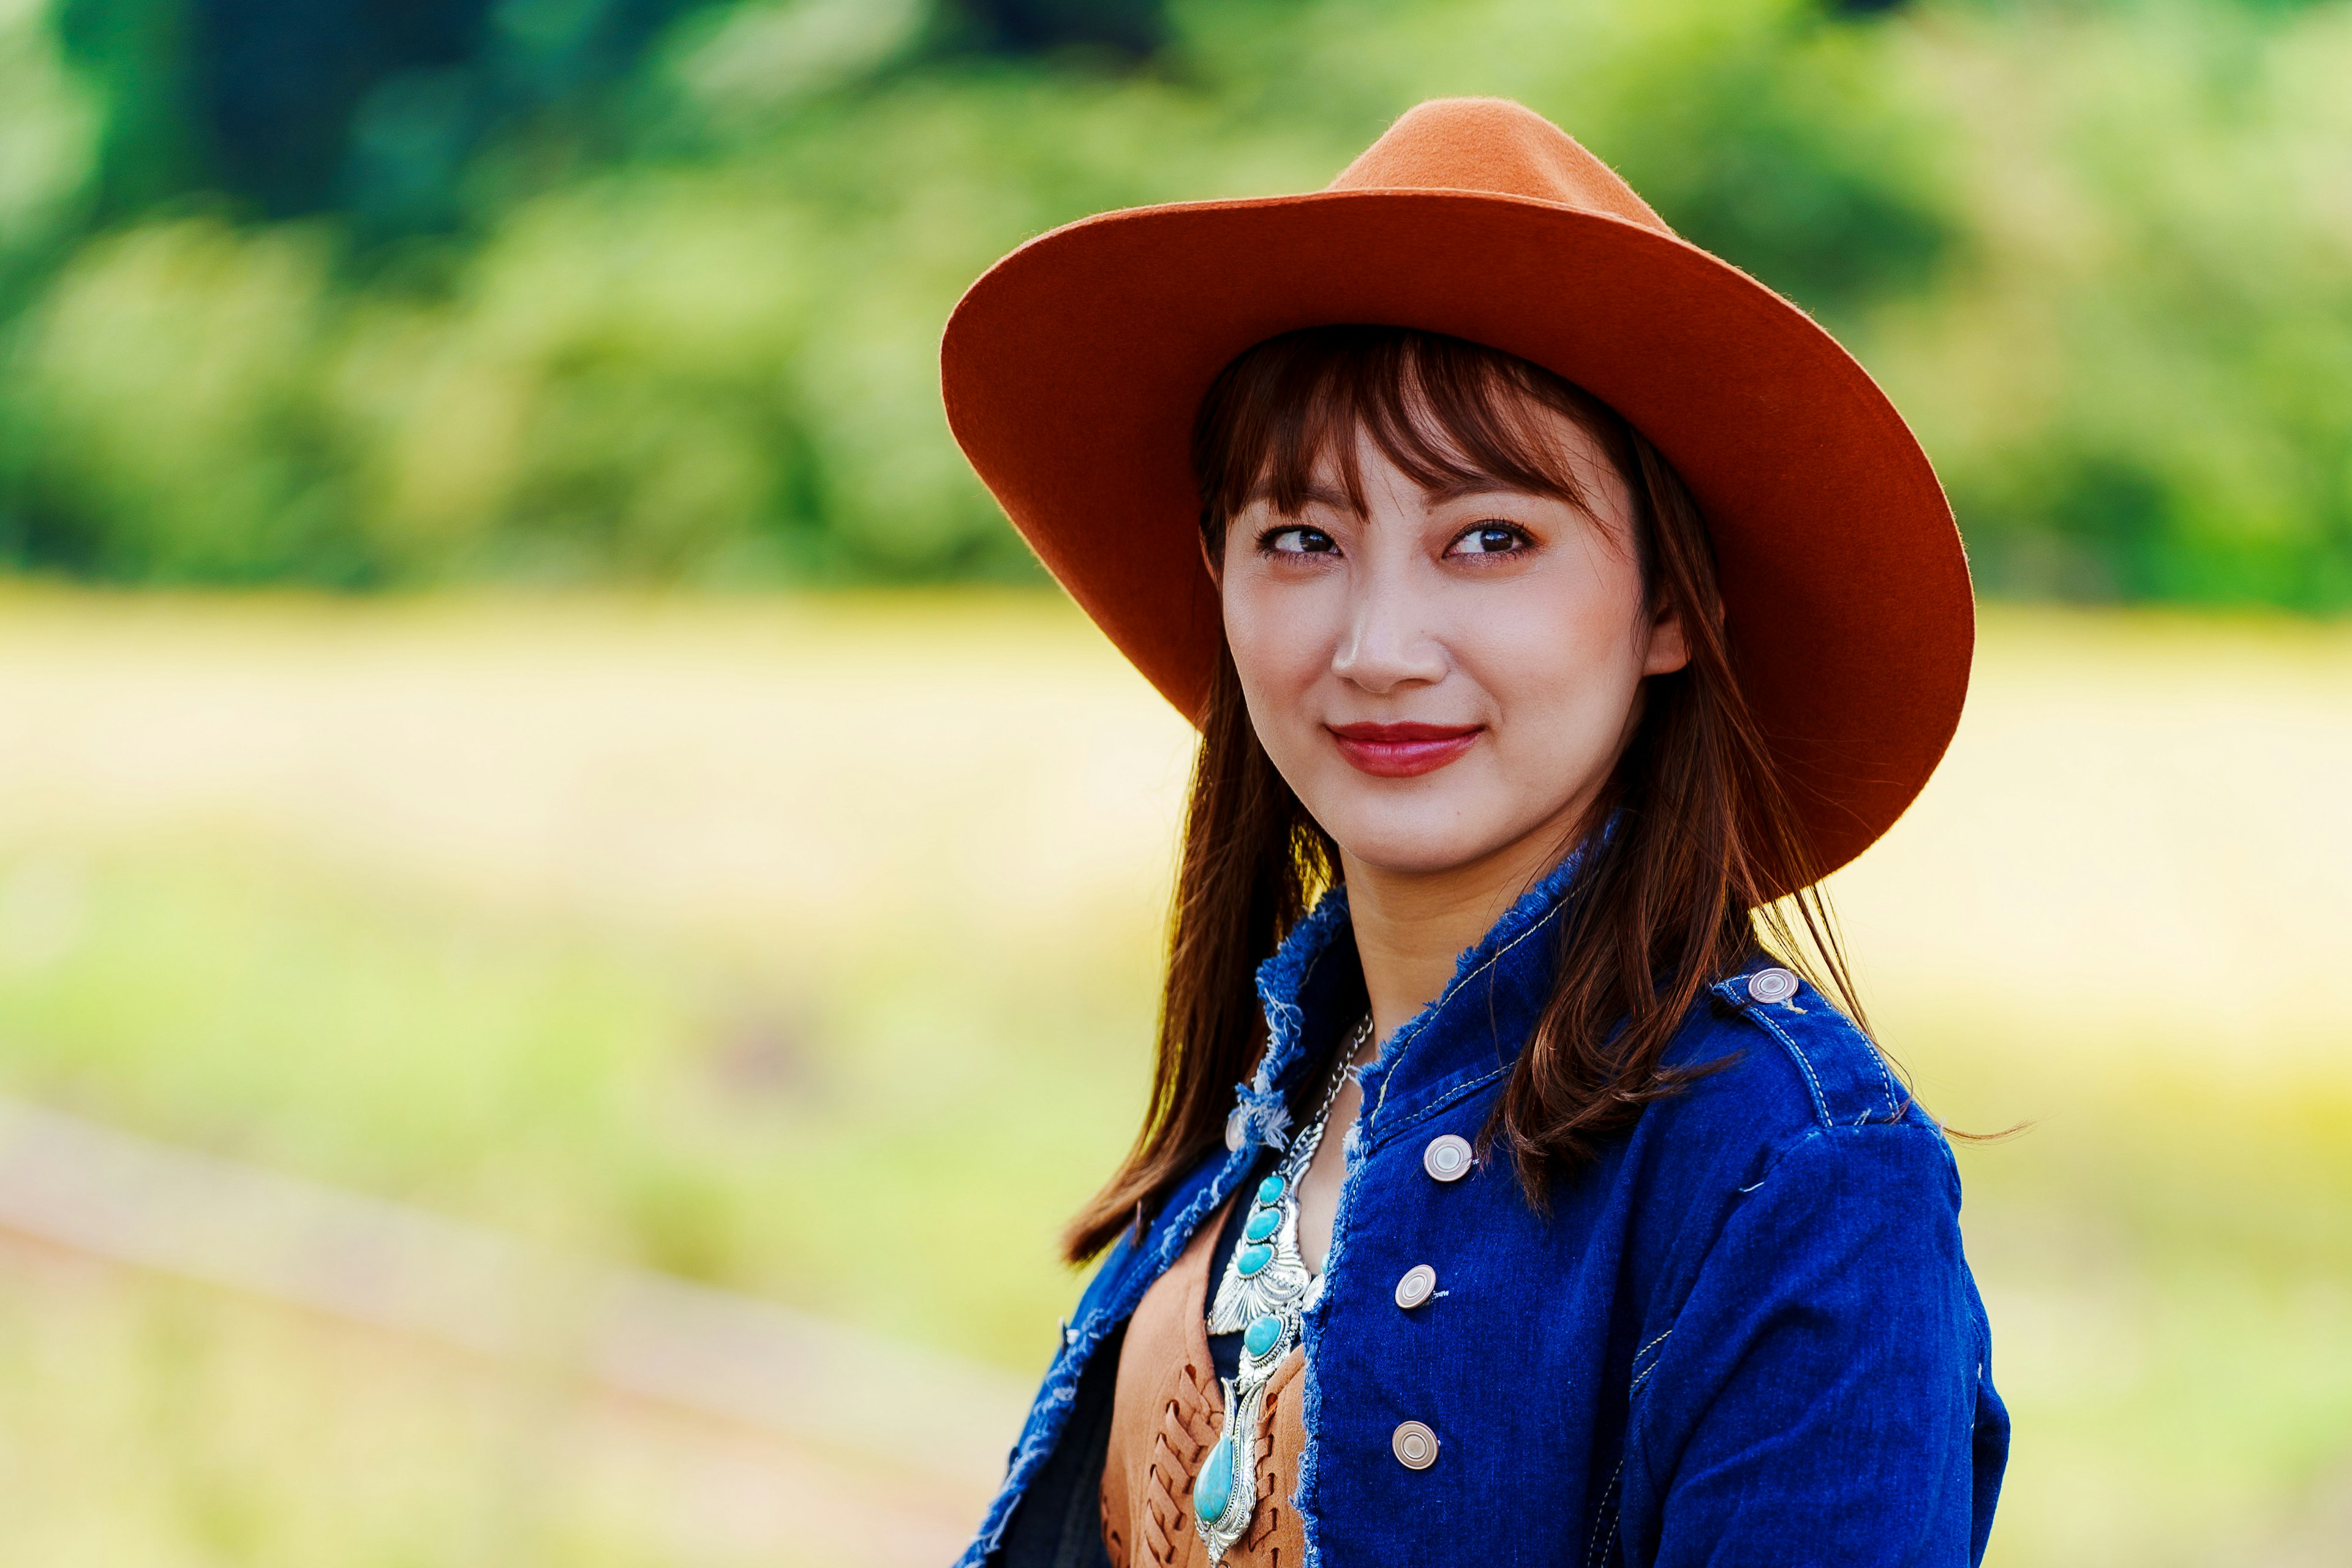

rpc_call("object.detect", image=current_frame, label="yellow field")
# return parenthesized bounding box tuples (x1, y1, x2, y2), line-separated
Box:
(0, 589, 2345, 1567)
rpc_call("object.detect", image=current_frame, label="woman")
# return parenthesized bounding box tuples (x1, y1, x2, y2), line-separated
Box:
(941, 99, 2008, 1567)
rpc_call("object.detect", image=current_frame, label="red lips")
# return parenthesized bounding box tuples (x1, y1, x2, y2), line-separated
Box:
(1326, 721, 1483, 778)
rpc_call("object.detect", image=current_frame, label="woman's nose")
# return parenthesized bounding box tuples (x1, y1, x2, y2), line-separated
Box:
(1329, 574, 1448, 694)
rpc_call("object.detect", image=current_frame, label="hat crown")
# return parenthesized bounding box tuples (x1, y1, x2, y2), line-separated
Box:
(1327, 97, 1670, 235)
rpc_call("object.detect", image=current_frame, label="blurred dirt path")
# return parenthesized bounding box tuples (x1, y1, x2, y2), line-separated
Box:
(0, 1229, 990, 1568)
(0, 1093, 1023, 1566)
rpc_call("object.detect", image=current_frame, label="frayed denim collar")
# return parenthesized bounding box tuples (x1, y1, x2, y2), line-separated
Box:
(1232, 824, 1600, 1154)
(1225, 884, 1355, 1152)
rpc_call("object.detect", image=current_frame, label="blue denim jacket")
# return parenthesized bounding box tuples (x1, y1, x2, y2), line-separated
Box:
(966, 854, 2009, 1567)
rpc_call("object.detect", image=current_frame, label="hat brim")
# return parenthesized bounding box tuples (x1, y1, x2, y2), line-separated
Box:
(941, 188, 1972, 882)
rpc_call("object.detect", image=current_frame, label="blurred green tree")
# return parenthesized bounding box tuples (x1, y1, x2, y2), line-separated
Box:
(0, 0, 2347, 605)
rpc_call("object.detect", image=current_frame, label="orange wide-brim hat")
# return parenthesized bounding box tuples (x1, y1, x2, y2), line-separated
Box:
(941, 97, 1971, 881)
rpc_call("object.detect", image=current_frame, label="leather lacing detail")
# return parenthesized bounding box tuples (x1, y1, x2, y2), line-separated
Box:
(1109, 1354, 1301, 1568)
(1238, 1357, 1302, 1565)
(1142, 1358, 1219, 1565)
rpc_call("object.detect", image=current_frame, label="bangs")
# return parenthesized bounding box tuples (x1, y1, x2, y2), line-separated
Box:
(1191, 326, 1641, 551)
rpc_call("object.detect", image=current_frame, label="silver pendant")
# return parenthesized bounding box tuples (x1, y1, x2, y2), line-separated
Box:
(1206, 1184, 1310, 1335)
(1194, 1371, 1270, 1564)
(1196, 1194, 1302, 1566)
(1194, 1020, 1363, 1564)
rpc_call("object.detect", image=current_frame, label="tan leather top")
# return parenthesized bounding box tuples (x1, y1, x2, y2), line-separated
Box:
(1101, 1202, 1309, 1568)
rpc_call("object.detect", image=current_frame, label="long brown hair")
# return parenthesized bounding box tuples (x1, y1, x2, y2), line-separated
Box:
(1063, 326, 1868, 1264)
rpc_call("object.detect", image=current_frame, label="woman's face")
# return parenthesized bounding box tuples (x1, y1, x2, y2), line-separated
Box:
(1218, 413, 1687, 881)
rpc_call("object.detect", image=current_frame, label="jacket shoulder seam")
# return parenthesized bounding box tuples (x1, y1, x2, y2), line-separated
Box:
(1711, 982, 1905, 1130)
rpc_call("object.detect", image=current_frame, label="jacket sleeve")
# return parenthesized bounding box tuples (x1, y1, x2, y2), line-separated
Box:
(1618, 1124, 2008, 1568)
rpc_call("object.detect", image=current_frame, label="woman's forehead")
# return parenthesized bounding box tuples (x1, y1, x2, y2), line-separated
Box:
(1245, 413, 1624, 518)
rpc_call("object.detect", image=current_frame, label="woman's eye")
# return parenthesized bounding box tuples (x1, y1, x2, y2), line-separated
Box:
(1451, 523, 1529, 556)
(1263, 526, 1337, 556)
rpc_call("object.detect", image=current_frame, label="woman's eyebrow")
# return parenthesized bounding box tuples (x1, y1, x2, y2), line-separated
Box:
(1243, 474, 1580, 512)
(1245, 479, 1357, 514)
(1425, 475, 1575, 503)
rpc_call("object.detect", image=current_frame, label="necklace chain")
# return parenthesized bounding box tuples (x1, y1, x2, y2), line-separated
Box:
(1280, 1015, 1368, 1178)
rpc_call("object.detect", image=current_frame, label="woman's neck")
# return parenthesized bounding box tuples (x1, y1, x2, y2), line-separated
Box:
(1341, 824, 1580, 1048)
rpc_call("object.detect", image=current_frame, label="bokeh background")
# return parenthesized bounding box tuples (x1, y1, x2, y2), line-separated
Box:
(0, 1, 2345, 1564)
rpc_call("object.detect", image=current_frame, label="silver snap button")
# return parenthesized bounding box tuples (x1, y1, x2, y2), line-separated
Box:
(1224, 1105, 1250, 1152)
(1422, 1133, 1473, 1182)
(1747, 967, 1799, 1005)
(1391, 1420, 1439, 1470)
(1394, 1264, 1436, 1310)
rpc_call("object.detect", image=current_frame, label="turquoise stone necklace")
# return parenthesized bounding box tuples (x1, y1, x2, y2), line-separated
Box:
(1194, 1017, 1369, 1565)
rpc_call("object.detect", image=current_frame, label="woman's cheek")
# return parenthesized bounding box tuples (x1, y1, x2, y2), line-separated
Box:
(1227, 631, 1319, 783)
(1230, 590, 1327, 709)
(1470, 614, 1637, 784)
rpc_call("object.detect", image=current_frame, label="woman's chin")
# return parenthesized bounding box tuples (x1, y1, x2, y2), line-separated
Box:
(1327, 823, 1521, 882)
(1321, 791, 1594, 887)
